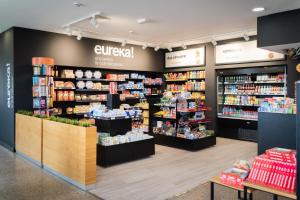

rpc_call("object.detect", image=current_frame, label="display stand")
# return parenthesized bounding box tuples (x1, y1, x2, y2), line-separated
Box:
(257, 112, 296, 154)
(97, 138, 155, 167)
(95, 117, 132, 136)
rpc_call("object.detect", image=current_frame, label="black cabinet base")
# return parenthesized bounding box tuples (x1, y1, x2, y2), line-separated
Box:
(154, 134, 216, 151)
(97, 138, 155, 167)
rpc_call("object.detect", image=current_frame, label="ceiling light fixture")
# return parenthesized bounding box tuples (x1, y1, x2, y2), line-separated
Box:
(142, 44, 148, 50)
(182, 44, 187, 50)
(65, 25, 72, 36)
(252, 7, 265, 12)
(243, 34, 250, 41)
(154, 46, 160, 51)
(137, 18, 148, 24)
(121, 40, 127, 47)
(90, 15, 99, 28)
(211, 40, 217, 46)
(73, 2, 85, 7)
(77, 32, 82, 40)
(167, 47, 173, 52)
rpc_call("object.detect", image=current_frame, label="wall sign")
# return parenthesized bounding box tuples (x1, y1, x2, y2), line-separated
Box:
(94, 45, 135, 68)
(165, 47, 205, 68)
(6, 63, 13, 109)
(215, 40, 285, 64)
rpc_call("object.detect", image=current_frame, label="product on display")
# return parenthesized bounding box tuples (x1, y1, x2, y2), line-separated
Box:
(247, 148, 296, 193)
(144, 78, 163, 85)
(259, 97, 295, 114)
(220, 160, 251, 189)
(32, 57, 55, 116)
(98, 131, 153, 146)
(220, 106, 258, 120)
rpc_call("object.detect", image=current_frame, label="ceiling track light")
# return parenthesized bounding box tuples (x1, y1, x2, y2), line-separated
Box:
(154, 46, 160, 51)
(252, 7, 265, 12)
(121, 40, 127, 47)
(211, 40, 217, 46)
(182, 44, 187, 50)
(243, 34, 250, 41)
(167, 47, 173, 52)
(65, 25, 72, 36)
(77, 32, 82, 40)
(90, 15, 99, 28)
(142, 44, 148, 50)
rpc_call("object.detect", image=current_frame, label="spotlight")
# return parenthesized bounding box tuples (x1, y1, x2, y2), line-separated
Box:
(182, 44, 187, 50)
(65, 26, 72, 36)
(90, 16, 99, 28)
(121, 40, 127, 47)
(252, 7, 265, 12)
(167, 47, 173, 52)
(154, 46, 160, 51)
(243, 34, 250, 41)
(211, 40, 217, 46)
(142, 44, 148, 50)
(77, 32, 82, 40)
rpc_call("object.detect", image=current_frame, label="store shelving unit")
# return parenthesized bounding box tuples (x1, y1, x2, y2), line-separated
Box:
(151, 97, 216, 151)
(216, 66, 287, 141)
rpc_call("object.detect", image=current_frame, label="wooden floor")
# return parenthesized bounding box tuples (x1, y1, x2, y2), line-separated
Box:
(89, 138, 257, 200)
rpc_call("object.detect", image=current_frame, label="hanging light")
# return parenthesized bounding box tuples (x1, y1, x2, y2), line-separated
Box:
(90, 15, 99, 28)
(77, 32, 82, 40)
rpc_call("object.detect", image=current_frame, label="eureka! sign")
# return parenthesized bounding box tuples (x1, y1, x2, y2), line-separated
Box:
(94, 45, 134, 58)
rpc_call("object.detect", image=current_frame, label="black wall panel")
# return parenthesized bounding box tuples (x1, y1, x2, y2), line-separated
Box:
(0, 29, 15, 151)
(257, 9, 300, 48)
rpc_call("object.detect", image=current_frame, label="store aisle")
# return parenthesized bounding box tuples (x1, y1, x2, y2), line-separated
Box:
(0, 146, 101, 200)
(90, 138, 257, 200)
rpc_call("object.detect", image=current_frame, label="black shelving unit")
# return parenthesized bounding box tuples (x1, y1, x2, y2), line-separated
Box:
(216, 66, 287, 142)
(97, 138, 155, 167)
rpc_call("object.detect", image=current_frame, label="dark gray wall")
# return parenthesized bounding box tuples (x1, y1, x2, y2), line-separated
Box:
(0, 28, 15, 151)
(257, 9, 300, 48)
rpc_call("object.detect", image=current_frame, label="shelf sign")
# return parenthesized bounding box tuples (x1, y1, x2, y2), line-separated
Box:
(215, 40, 285, 64)
(165, 47, 205, 68)
(6, 63, 13, 109)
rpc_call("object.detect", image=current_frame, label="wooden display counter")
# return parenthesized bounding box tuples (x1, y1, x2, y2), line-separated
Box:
(15, 113, 43, 166)
(42, 119, 97, 190)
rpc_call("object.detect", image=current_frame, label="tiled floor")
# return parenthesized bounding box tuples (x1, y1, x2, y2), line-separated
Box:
(0, 146, 101, 200)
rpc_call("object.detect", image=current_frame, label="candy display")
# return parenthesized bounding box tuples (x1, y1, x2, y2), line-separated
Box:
(144, 78, 163, 85)
(247, 148, 296, 193)
(224, 95, 264, 106)
(224, 84, 286, 95)
(98, 131, 153, 146)
(54, 81, 75, 89)
(106, 74, 127, 81)
(259, 97, 295, 114)
(75, 94, 107, 102)
(55, 91, 75, 101)
(129, 73, 146, 79)
(221, 106, 258, 119)
(164, 72, 188, 81)
(220, 160, 251, 189)
(186, 80, 205, 91)
(60, 70, 75, 78)
(89, 104, 142, 119)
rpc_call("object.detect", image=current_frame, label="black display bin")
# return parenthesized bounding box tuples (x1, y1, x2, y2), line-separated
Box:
(97, 138, 155, 167)
(258, 112, 296, 154)
(95, 117, 132, 136)
(154, 134, 216, 151)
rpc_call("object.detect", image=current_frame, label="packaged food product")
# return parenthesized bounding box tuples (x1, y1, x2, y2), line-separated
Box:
(63, 91, 69, 101)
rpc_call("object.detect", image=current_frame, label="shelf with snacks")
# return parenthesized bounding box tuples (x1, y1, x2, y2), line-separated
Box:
(32, 57, 55, 116)
(151, 92, 215, 150)
(216, 66, 287, 141)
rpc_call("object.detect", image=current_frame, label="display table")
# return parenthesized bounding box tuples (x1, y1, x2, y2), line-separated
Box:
(210, 176, 253, 200)
(154, 134, 216, 151)
(243, 181, 296, 200)
(97, 138, 155, 167)
(94, 117, 132, 136)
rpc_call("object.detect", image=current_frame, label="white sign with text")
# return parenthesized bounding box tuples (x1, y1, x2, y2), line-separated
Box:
(215, 40, 285, 64)
(165, 47, 205, 68)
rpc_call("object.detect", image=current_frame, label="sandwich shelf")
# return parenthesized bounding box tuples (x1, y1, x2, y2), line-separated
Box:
(216, 66, 287, 142)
